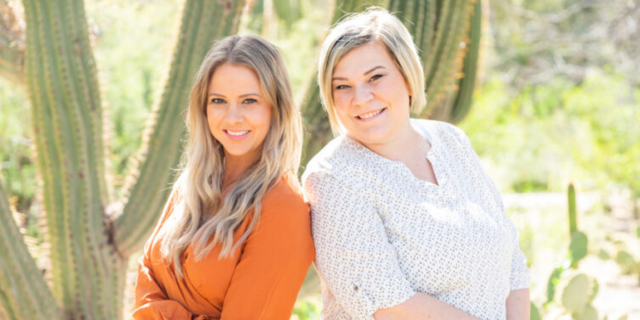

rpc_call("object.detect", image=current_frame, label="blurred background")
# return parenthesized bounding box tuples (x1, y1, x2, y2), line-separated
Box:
(1, 0, 639, 319)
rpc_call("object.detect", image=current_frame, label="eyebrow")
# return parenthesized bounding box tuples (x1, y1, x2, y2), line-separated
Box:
(208, 93, 260, 98)
(332, 65, 386, 81)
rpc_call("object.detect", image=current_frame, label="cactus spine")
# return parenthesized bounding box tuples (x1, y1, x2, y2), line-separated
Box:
(0, 181, 60, 319)
(0, 1, 244, 319)
(389, 0, 481, 122)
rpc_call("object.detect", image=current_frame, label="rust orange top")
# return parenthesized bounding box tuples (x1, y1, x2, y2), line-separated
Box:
(133, 175, 315, 320)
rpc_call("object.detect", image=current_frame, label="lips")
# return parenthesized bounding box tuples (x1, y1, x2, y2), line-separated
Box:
(224, 129, 250, 140)
(355, 108, 386, 120)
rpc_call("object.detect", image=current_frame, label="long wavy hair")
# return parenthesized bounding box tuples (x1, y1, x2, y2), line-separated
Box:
(158, 35, 302, 277)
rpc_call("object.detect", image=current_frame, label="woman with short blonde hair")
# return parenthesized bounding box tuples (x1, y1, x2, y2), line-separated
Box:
(318, 8, 426, 136)
(134, 35, 314, 320)
(304, 8, 530, 320)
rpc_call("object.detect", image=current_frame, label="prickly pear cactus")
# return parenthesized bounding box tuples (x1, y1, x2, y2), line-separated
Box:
(555, 272, 599, 320)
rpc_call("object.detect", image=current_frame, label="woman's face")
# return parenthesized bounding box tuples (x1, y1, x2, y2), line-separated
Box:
(207, 64, 272, 163)
(331, 41, 411, 146)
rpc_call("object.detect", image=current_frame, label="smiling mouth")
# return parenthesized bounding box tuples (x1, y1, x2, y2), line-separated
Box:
(224, 129, 250, 136)
(356, 108, 386, 120)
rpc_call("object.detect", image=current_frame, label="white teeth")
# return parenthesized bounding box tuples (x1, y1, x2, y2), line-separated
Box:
(226, 130, 249, 136)
(359, 109, 383, 119)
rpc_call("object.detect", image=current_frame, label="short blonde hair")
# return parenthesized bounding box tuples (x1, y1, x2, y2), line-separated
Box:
(318, 7, 426, 136)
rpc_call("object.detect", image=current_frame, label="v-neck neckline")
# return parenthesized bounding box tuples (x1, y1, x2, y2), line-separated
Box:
(343, 119, 444, 188)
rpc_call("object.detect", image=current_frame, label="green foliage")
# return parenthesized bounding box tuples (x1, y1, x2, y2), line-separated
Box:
(615, 251, 637, 275)
(547, 266, 563, 303)
(530, 302, 541, 320)
(460, 71, 640, 195)
(0, 78, 35, 213)
(86, 0, 181, 197)
(292, 298, 320, 320)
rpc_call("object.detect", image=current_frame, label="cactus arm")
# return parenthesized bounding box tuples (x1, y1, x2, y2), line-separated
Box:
(450, 0, 481, 123)
(113, 0, 245, 257)
(0, 0, 25, 85)
(424, 0, 473, 112)
(22, 0, 121, 317)
(568, 183, 577, 235)
(0, 181, 61, 319)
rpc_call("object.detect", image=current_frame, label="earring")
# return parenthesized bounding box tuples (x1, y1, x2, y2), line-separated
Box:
(409, 95, 412, 106)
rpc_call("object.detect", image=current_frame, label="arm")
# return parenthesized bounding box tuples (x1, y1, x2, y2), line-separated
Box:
(374, 293, 482, 320)
(219, 185, 315, 320)
(132, 187, 207, 320)
(304, 171, 479, 320)
(133, 255, 206, 320)
(506, 288, 530, 320)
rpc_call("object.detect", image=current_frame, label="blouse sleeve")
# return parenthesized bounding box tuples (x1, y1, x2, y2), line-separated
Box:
(132, 187, 209, 320)
(220, 184, 315, 320)
(304, 171, 415, 319)
(447, 123, 530, 291)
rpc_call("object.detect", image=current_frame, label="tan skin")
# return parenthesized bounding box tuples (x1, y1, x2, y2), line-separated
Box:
(332, 41, 530, 320)
(206, 64, 273, 193)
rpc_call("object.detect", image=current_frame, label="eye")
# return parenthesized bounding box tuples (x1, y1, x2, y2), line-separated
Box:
(335, 84, 351, 90)
(242, 98, 258, 104)
(369, 74, 384, 82)
(210, 98, 225, 105)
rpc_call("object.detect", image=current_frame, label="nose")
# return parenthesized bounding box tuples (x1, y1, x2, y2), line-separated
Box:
(352, 83, 373, 107)
(224, 103, 243, 123)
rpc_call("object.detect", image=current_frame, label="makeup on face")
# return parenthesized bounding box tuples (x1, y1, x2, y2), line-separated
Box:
(331, 41, 412, 147)
(206, 64, 272, 163)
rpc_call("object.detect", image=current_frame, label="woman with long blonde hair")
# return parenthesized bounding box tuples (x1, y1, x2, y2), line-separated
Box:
(133, 35, 314, 320)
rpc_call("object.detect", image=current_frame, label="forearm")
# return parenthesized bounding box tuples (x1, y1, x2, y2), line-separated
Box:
(373, 293, 482, 320)
(506, 288, 530, 320)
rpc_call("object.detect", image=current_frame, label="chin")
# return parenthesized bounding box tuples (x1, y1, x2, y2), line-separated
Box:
(351, 125, 392, 145)
(223, 146, 252, 157)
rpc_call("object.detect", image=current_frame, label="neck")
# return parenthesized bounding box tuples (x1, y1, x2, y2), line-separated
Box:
(223, 150, 259, 190)
(353, 119, 424, 162)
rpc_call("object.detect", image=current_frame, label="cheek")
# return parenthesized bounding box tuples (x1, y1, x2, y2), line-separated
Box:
(250, 105, 273, 136)
(206, 109, 222, 130)
(333, 91, 350, 109)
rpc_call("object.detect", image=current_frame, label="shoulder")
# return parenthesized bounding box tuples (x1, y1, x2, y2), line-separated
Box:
(260, 174, 310, 224)
(412, 118, 467, 140)
(412, 118, 471, 151)
(301, 136, 366, 189)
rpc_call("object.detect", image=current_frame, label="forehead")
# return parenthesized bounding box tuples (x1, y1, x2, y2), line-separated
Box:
(208, 63, 262, 93)
(332, 41, 395, 77)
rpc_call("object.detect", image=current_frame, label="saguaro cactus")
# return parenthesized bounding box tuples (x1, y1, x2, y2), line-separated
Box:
(0, 1, 244, 319)
(388, 0, 482, 122)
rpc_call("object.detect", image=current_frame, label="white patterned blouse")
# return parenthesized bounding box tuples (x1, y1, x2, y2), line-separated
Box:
(302, 119, 530, 320)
